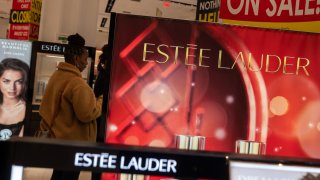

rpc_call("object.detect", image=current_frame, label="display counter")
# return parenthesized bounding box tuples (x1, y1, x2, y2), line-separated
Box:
(1, 137, 320, 180)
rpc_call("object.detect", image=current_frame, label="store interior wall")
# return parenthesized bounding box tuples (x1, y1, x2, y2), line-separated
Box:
(0, 18, 8, 38)
(39, 0, 99, 47)
(0, 0, 196, 49)
(0, 0, 11, 38)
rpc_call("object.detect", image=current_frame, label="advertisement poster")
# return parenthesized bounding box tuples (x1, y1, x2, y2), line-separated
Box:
(0, 39, 32, 140)
(104, 13, 320, 179)
(219, 0, 320, 33)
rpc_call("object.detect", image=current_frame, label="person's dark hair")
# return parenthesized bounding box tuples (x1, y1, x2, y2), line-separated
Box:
(97, 44, 110, 72)
(0, 58, 29, 104)
(94, 44, 111, 98)
(64, 33, 87, 63)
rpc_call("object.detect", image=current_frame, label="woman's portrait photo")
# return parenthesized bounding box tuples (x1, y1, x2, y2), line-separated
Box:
(0, 58, 29, 140)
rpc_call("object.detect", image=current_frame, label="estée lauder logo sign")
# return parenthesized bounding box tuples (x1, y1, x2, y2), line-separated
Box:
(142, 43, 311, 76)
(74, 152, 177, 173)
(40, 44, 65, 54)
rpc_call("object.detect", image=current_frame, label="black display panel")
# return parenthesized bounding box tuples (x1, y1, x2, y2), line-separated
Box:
(2, 137, 320, 180)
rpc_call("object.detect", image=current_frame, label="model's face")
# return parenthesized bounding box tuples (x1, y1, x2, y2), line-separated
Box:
(0, 70, 23, 99)
(76, 50, 88, 72)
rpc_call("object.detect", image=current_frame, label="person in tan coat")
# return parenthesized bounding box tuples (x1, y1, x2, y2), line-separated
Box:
(39, 33, 102, 180)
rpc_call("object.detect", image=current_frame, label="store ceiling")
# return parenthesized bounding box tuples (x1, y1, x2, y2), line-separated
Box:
(1, 0, 197, 21)
(111, 0, 196, 20)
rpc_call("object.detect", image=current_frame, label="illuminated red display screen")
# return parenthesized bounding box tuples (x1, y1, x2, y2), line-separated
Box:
(105, 14, 320, 160)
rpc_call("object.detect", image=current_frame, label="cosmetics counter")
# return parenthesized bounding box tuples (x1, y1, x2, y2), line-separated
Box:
(2, 12, 320, 180)
(1, 137, 320, 180)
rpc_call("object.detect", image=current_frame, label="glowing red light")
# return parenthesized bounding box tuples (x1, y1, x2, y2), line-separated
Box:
(163, 1, 170, 7)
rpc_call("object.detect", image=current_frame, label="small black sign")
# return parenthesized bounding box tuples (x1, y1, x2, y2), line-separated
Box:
(105, 0, 116, 13)
(196, 0, 220, 22)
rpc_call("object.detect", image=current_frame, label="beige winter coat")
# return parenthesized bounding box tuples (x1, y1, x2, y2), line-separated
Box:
(39, 62, 102, 141)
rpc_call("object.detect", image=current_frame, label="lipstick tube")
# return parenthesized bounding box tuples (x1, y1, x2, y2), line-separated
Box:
(118, 173, 146, 180)
(189, 136, 206, 150)
(235, 140, 266, 155)
(175, 135, 205, 150)
(175, 135, 190, 150)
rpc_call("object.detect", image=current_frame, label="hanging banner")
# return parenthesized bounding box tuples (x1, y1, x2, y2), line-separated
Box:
(8, 0, 42, 40)
(219, 0, 320, 33)
(196, 0, 220, 22)
(104, 14, 320, 180)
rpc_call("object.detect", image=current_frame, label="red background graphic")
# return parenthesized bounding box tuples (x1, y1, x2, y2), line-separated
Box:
(103, 14, 320, 179)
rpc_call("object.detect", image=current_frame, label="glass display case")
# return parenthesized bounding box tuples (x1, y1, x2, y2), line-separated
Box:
(31, 52, 92, 105)
(24, 41, 95, 136)
(32, 53, 63, 105)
